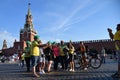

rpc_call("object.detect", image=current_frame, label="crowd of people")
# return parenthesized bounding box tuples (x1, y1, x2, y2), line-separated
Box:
(19, 35, 89, 77)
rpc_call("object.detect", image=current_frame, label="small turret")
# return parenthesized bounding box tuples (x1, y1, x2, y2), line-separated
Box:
(2, 40, 7, 49)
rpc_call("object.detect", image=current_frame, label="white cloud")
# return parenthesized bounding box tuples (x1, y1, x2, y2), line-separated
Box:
(65, 9, 99, 27)
(64, 0, 111, 27)
(0, 30, 19, 49)
(49, 0, 91, 32)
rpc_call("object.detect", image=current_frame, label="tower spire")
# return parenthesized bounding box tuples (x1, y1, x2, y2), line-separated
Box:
(28, 3, 31, 15)
(24, 2, 34, 30)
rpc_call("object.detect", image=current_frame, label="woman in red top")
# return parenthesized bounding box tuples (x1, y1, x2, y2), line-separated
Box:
(52, 42, 60, 70)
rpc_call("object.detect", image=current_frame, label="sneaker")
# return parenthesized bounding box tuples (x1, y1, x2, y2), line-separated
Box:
(72, 69, 75, 72)
(39, 71, 43, 75)
(42, 70, 45, 74)
(69, 69, 72, 71)
(84, 67, 87, 70)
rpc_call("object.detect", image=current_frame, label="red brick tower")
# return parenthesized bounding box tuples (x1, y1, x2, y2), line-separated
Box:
(20, 3, 37, 42)
(14, 3, 37, 56)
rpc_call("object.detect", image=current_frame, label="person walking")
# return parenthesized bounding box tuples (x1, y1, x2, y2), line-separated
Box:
(107, 24, 120, 77)
(100, 47, 106, 63)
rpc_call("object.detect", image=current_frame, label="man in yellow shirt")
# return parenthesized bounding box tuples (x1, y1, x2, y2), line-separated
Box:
(108, 24, 120, 78)
(31, 35, 41, 77)
(59, 40, 69, 70)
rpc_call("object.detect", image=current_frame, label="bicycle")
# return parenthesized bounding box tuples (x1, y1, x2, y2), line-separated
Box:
(74, 53, 102, 70)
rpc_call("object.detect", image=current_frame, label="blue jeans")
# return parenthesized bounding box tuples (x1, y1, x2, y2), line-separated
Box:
(101, 56, 105, 63)
(31, 56, 39, 67)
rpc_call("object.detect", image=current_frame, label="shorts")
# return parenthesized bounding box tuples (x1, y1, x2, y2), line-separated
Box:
(69, 53, 74, 62)
(46, 55, 53, 61)
(39, 56, 45, 63)
(31, 56, 39, 67)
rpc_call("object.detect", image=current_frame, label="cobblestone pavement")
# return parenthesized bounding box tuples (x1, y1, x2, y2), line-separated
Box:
(0, 58, 119, 80)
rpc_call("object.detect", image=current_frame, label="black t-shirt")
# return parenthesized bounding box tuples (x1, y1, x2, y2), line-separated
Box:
(44, 47, 53, 56)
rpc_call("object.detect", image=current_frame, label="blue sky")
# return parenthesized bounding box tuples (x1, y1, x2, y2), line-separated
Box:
(0, 0, 120, 49)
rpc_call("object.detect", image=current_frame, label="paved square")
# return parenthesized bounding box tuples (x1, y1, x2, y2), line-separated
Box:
(0, 57, 118, 80)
